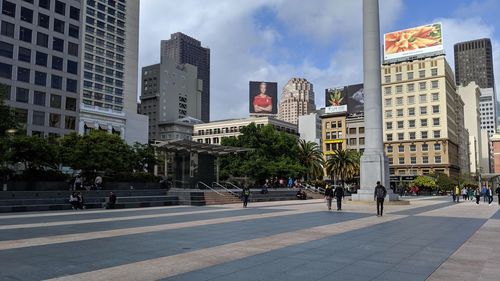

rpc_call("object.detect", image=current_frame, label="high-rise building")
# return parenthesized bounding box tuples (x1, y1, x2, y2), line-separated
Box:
(298, 112, 321, 146)
(382, 55, 468, 178)
(161, 32, 210, 122)
(454, 38, 495, 89)
(0, 0, 82, 137)
(479, 88, 496, 137)
(0, 0, 146, 143)
(278, 78, 315, 125)
(140, 56, 202, 142)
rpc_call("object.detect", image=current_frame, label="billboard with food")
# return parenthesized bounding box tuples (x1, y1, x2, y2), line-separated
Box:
(325, 83, 364, 114)
(384, 23, 443, 61)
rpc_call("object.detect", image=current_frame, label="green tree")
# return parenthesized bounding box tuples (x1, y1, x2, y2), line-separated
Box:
(0, 85, 18, 137)
(297, 139, 324, 181)
(7, 135, 59, 170)
(130, 143, 159, 173)
(431, 172, 455, 191)
(411, 175, 437, 189)
(325, 149, 359, 187)
(220, 123, 304, 183)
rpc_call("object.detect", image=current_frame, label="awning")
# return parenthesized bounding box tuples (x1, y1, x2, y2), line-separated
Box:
(99, 125, 108, 130)
(84, 122, 95, 128)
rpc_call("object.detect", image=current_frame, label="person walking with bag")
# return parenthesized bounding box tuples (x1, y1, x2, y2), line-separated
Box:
(241, 186, 251, 208)
(487, 186, 494, 206)
(475, 187, 481, 205)
(324, 185, 333, 211)
(374, 181, 387, 217)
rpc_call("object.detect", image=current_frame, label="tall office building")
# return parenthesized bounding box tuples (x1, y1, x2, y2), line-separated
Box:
(278, 78, 316, 125)
(161, 32, 210, 122)
(0, 0, 146, 143)
(0, 0, 82, 137)
(382, 55, 468, 178)
(479, 87, 496, 137)
(454, 38, 495, 89)
(140, 56, 202, 142)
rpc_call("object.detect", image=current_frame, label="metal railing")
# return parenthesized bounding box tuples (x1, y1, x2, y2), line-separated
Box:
(196, 181, 226, 196)
(224, 182, 242, 191)
(300, 183, 325, 194)
(212, 182, 239, 197)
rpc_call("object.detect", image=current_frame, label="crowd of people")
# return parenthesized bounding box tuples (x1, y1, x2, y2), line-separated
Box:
(69, 174, 104, 191)
(453, 185, 499, 206)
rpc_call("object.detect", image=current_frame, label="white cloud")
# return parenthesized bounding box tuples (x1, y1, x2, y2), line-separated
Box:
(138, 0, 404, 120)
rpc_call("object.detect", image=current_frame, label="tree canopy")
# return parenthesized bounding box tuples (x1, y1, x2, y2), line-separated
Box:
(411, 175, 437, 189)
(325, 149, 360, 186)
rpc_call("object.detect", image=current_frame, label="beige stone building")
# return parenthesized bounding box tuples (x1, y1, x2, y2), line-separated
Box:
(278, 78, 316, 125)
(381, 55, 468, 178)
(192, 116, 297, 145)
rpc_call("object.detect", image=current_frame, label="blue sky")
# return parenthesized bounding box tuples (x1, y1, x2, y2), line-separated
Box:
(139, 0, 500, 120)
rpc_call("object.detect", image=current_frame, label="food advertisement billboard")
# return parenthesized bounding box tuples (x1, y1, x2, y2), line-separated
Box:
(384, 23, 443, 61)
(325, 83, 364, 114)
(249, 81, 278, 115)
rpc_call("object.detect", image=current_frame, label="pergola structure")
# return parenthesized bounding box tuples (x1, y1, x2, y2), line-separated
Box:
(153, 139, 251, 188)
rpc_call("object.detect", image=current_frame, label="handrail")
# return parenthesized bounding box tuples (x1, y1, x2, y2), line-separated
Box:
(225, 181, 242, 191)
(197, 181, 226, 196)
(212, 182, 239, 197)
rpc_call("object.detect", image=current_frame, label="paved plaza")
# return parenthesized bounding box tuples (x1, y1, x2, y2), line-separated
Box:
(0, 197, 499, 281)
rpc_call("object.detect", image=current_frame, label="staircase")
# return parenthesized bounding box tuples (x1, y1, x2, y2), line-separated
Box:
(203, 191, 242, 205)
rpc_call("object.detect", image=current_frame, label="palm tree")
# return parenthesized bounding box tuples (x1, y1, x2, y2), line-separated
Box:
(298, 139, 324, 181)
(325, 149, 360, 188)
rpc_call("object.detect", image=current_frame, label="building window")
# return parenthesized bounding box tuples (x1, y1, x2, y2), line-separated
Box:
(434, 143, 441, 151)
(409, 132, 416, 140)
(386, 122, 393, 130)
(17, 67, 30, 82)
(67, 60, 78, 74)
(399, 157, 405, 165)
(422, 144, 428, 151)
(384, 76, 390, 83)
(50, 94, 61, 108)
(55, 0, 66, 15)
(434, 155, 442, 164)
(34, 51, 47, 66)
(69, 24, 79, 38)
(407, 83, 414, 93)
(39, 0, 50, 9)
(36, 32, 49, 47)
(70, 6, 80, 20)
(16, 87, 29, 103)
(385, 98, 392, 106)
(38, 13, 50, 28)
(386, 134, 393, 141)
(420, 119, 428, 127)
(433, 130, 441, 138)
(397, 109, 403, 117)
(433, 118, 440, 126)
(0, 62, 12, 79)
(15, 108, 28, 124)
(52, 56, 63, 70)
(419, 70, 425, 78)
(431, 80, 439, 89)
(387, 145, 393, 153)
(396, 97, 403, 105)
(422, 156, 429, 164)
(431, 68, 438, 76)
(397, 121, 404, 129)
(51, 75, 62, 90)
(396, 73, 402, 81)
(431, 93, 439, 101)
(398, 133, 404, 140)
(421, 131, 428, 139)
(385, 110, 392, 118)
(420, 106, 427, 115)
(1, 1, 16, 17)
(410, 144, 416, 152)
(408, 107, 415, 116)
(349, 138, 357, 145)
(65, 97, 76, 111)
(66, 78, 77, 93)
(432, 105, 440, 114)
(52, 37, 64, 52)
(1, 21, 15, 37)
(65, 116, 76, 129)
(384, 87, 391, 95)
(359, 138, 365, 145)
(407, 72, 414, 80)
(409, 120, 415, 128)
(34, 71, 46, 86)
(32, 110, 45, 126)
(18, 46, 31, 62)
(33, 91, 46, 106)
(19, 27, 32, 43)
(410, 157, 416, 164)
(396, 85, 403, 93)
(49, 113, 61, 128)
(20, 7, 33, 23)
(0, 41, 13, 58)
(53, 18, 65, 34)
(419, 94, 427, 103)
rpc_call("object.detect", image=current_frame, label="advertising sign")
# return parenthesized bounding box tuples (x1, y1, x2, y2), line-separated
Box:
(325, 83, 364, 114)
(384, 23, 443, 62)
(249, 81, 278, 115)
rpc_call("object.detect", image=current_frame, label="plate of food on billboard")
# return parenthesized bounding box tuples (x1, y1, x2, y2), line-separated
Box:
(384, 23, 443, 61)
(249, 81, 278, 115)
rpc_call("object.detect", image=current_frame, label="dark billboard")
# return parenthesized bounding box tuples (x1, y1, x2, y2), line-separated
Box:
(249, 81, 278, 115)
(325, 83, 364, 114)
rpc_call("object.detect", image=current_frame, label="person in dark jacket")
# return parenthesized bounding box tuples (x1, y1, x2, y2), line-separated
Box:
(324, 185, 333, 211)
(107, 192, 117, 209)
(333, 185, 344, 211)
(241, 186, 251, 208)
(76, 192, 85, 210)
(496, 186, 500, 205)
(374, 181, 387, 217)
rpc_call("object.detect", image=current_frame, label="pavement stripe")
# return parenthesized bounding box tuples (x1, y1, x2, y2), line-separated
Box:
(0, 205, 191, 220)
(45, 214, 407, 281)
(427, 219, 500, 281)
(0, 208, 239, 230)
(0, 208, 320, 251)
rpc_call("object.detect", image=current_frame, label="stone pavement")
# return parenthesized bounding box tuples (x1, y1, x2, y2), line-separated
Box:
(0, 197, 499, 281)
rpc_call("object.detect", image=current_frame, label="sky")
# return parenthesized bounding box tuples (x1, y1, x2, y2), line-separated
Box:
(139, 0, 500, 121)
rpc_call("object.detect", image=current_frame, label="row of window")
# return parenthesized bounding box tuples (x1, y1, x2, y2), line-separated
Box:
(386, 118, 441, 130)
(87, 0, 126, 13)
(384, 81, 440, 96)
(389, 155, 442, 165)
(384, 93, 440, 107)
(0, 20, 79, 56)
(0, 63, 77, 92)
(384, 68, 439, 84)
(383, 60, 438, 75)
(13, 107, 76, 130)
(81, 99, 122, 111)
(385, 105, 440, 118)
(387, 143, 441, 153)
(386, 130, 441, 141)
(325, 131, 343, 140)
(4, 86, 77, 111)
(2, 0, 80, 20)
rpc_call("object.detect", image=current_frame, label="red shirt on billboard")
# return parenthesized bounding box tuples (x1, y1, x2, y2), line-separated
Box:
(253, 82, 273, 113)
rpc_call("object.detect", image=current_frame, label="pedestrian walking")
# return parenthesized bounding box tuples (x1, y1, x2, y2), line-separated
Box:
(333, 185, 344, 211)
(287, 177, 293, 188)
(496, 185, 500, 205)
(95, 175, 103, 190)
(74, 174, 82, 190)
(324, 185, 333, 211)
(487, 186, 494, 206)
(454, 186, 460, 203)
(106, 192, 117, 209)
(475, 187, 481, 205)
(241, 186, 251, 208)
(461, 187, 467, 201)
(76, 192, 85, 209)
(482, 185, 488, 202)
(374, 181, 387, 217)
(467, 188, 474, 201)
